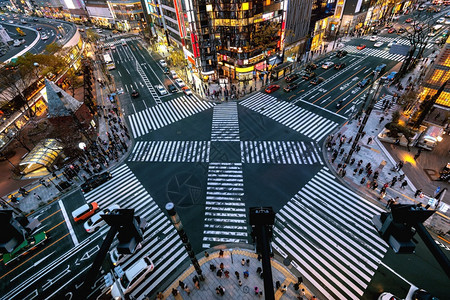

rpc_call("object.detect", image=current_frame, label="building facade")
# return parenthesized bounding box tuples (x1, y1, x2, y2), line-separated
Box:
(85, 0, 115, 28)
(108, 0, 146, 32)
(283, 0, 312, 62)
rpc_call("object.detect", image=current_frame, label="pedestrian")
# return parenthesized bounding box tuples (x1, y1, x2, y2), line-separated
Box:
(357, 159, 363, 167)
(350, 158, 355, 165)
(179, 280, 185, 289)
(339, 148, 345, 155)
(220, 262, 224, 270)
(39, 179, 48, 188)
(217, 269, 222, 277)
(256, 267, 262, 274)
(341, 169, 347, 177)
(259, 291, 263, 298)
(243, 270, 249, 278)
(365, 162, 371, 170)
(281, 285, 287, 293)
(219, 249, 224, 257)
(391, 176, 397, 187)
(414, 149, 422, 160)
(241, 259, 245, 266)
(353, 168, 358, 175)
(246, 259, 250, 266)
(358, 168, 364, 175)
(172, 288, 179, 296)
(257, 254, 262, 261)
(360, 177, 366, 184)
(294, 283, 300, 290)
(373, 171, 379, 180)
(379, 116, 385, 124)
(194, 280, 200, 289)
(204, 251, 209, 258)
(356, 145, 361, 153)
(386, 198, 394, 209)
(235, 271, 240, 279)
(254, 287, 259, 295)
(19, 187, 29, 196)
(401, 180, 407, 189)
(414, 189, 422, 198)
(380, 185, 387, 194)
(224, 270, 230, 278)
(399, 174, 405, 181)
(259, 272, 264, 279)
(367, 137, 373, 144)
(156, 292, 164, 299)
(210, 264, 216, 271)
(184, 286, 190, 295)
(34, 193, 41, 201)
(348, 137, 353, 144)
(396, 161, 404, 171)
(276, 281, 281, 289)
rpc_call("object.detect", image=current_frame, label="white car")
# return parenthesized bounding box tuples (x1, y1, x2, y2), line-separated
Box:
(445, 20, 450, 25)
(109, 243, 142, 266)
(321, 61, 334, 69)
(159, 60, 167, 67)
(12, 39, 21, 47)
(436, 17, 445, 24)
(111, 256, 154, 298)
(170, 70, 178, 79)
(156, 85, 168, 95)
(8, 20, 13, 24)
(388, 40, 397, 47)
(369, 35, 378, 41)
(41, 35, 49, 40)
(374, 41, 384, 48)
(83, 204, 120, 233)
(175, 78, 185, 87)
(110, 45, 116, 50)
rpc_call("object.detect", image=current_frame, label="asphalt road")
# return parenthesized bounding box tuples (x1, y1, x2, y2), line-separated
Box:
(1, 6, 449, 300)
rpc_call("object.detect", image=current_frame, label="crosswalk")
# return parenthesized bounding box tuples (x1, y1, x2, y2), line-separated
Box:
(203, 163, 248, 248)
(211, 102, 240, 141)
(240, 93, 337, 142)
(360, 36, 433, 49)
(128, 140, 210, 162)
(374, 94, 394, 111)
(272, 167, 388, 300)
(135, 60, 161, 105)
(83, 164, 188, 299)
(103, 36, 139, 47)
(340, 45, 405, 61)
(240, 141, 323, 164)
(127, 96, 215, 138)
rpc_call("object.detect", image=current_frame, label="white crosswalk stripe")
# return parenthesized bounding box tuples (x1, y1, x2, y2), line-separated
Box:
(374, 94, 394, 111)
(103, 36, 139, 47)
(83, 164, 188, 299)
(340, 45, 406, 61)
(202, 163, 248, 248)
(240, 141, 323, 165)
(240, 93, 337, 142)
(127, 96, 215, 138)
(361, 36, 433, 49)
(128, 140, 210, 162)
(273, 167, 388, 300)
(135, 60, 161, 105)
(211, 102, 240, 141)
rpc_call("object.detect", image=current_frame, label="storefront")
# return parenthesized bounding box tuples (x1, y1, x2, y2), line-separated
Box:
(271, 62, 293, 81)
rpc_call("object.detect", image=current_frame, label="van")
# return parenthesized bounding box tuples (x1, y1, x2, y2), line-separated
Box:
(373, 64, 386, 74)
(111, 256, 154, 298)
(417, 126, 444, 150)
(72, 202, 99, 222)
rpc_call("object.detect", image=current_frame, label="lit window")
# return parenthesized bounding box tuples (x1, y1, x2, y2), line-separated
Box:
(206, 4, 212, 12)
(242, 2, 249, 10)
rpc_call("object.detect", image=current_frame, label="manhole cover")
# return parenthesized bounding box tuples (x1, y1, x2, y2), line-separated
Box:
(167, 172, 202, 208)
(283, 258, 291, 266)
(242, 286, 250, 294)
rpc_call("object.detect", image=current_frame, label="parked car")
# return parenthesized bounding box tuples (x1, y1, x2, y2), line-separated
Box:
(170, 70, 178, 79)
(302, 72, 316, 80)
(310, 77, 324, 85)
(182, 86, 192, 95)
(388, 28, 396, 34)
(334, 62, 346, 70)
(357, 44, 366, 50)
(163, 67, 169, 74)
(84, 204, 120, 233)
(174, 78, 185, 87)
(156, 85, 168, 95)
(321, 61, 334, 69)
(13, 39, 21, 47)
(81, 172, 113, 193)
(369, 35, 378, 41)
(131, 90, 139, 98)
(110, 256, 154, 297)
(386, 71, 397, 81)
(336, 50, 347, 58)
(110, 45, 116, 50)
(384, 23, 393, 28)
(72, 202, 99, 222)
(168, 84, 177, 93)
(405, 18, 413, 23)
(284, 83, 299, 92)
(159, 60, 167, 67)
(305, 63, 317, 70)
(374, 41, 384, 48)
(372, 29, 380, 34)
(358, 78, 371, 87)
(285, 73, 299, 83)
(264, 84, 280, 94)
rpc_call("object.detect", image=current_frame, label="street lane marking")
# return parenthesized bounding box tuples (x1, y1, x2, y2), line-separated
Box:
(295, 98, 346, 119)
(58, 200, 78, 247)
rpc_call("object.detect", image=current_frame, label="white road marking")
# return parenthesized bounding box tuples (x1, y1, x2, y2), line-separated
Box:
(58, 200, 79, 246)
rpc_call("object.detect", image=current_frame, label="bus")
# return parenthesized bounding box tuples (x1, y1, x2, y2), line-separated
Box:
(103, 54, 115, 70)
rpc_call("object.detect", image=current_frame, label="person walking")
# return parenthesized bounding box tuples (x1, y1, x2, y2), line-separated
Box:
(216, 269, 223, 278)
(34, 193, 42, 201)
(254, 287, 259, 295)
(184, 285, 191, 295)
(391, 176, 397, 187)
(401, 180, 408, 189)
(243, 270, 249, 278)
(414, 149, 422, 160)
(396, 161, 404, 171)
(241, 259, 245, 266)
(224, 270, 230, 278)
(219, 249, 224, 257)
(179, 280, 185, 289)
(235, 271, 240, 279)
(415, 189, 422, 198)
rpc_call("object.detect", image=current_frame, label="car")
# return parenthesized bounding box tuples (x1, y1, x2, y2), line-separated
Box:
(72, 202, 99, 222)
(96, 29, 103, 33)
(386, 71, 397, 81)
(284, 83, 299, 92)
(369, 35, 378, 41)
(302, 72, 316, 80)
(36, 27, 42, 31)
(437, 17, 445, 24)
(336, 50, 347, 58)
(415, 24, 423, 31)
(357, 44, 366, 50)
(374, 41, 384, 48)
(18, 38, 25, 44)
(435, 37, 444, 44)
(358, 78, 371, 87)
(428, 31, 437, 37)
(445, 19, 450, 25)
(163, 67, 169, 74)
(81, 172, 113, 193)
(334, 62, 346, 70)
(156, 85, 168, 95)
(121, 39, 127, 46)
(285, 73, 300, 83)
(78, 28, 85, 32)
(388, 28, 396, 34)
(446, 12, 450, 18)
(405, 18, 413, 23)
(174, 78, 185, 87)
(397, 28, 406, 33)
(305, 63, 317, 70)
(159, 60, 167, 67)
(182, 86, 192, 95)
(418, 4, 426, 11)
(110, 256, 154, 297)
(33, 18, 38, 21)
(372, 29, 380, 34)
(387, 40, 397, 47)
(392, 15, 400, 21)
(131, 90, 139, 98)
(377, 292, 402, 300)
(310, 77, 324, 85)
(8, 20, 13, 24)
(264, 84, 280, 93)
(20, 19, 27, 24)
(170, 70, 178, 79)
(110, 45, 116, 50)
(384, 23, 393, 28)
(109, 244, 143, 266)
(321, 61, 334, 69)
(83, 204, 120, 233)
(168, 84, 177, 93)
(13, 39, 21, 47)
(374, 64, 386, 74)
(41, 35, 49, 40)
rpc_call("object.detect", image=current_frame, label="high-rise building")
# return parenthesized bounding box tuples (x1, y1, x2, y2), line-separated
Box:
(283, 0, 312, 62)
(108, 0, 146, 32)
(420, 37, 450, 107)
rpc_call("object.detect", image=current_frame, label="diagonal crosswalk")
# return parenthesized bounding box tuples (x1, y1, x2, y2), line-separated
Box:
(203, 163, 248, 248)
(128, 140, 210, 162)
(340, 45, 405, 61)
(374, 94, 394, 111)
(240, 141, 323, 164)
(240, 93, 337, 142)
(360, 36, 433, 49)
(83, 164, 188, 299)
(103, 36, 139, 47)
(127, 96, 215, 138)
(211, 102, 240, 141)
(273, 167, 388, 300)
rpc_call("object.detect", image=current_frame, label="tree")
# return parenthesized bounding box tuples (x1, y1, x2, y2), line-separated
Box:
(85, 29, 100, 42)
(65, 68, 83, 96)
(45, 42, 63, 55)
(169, 48, 186, 68)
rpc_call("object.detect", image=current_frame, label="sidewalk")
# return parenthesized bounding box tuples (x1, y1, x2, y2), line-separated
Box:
(157, 248, 315, 300)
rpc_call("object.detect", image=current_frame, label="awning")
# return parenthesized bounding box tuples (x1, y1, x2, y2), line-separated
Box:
(19, 139, 63, 175)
